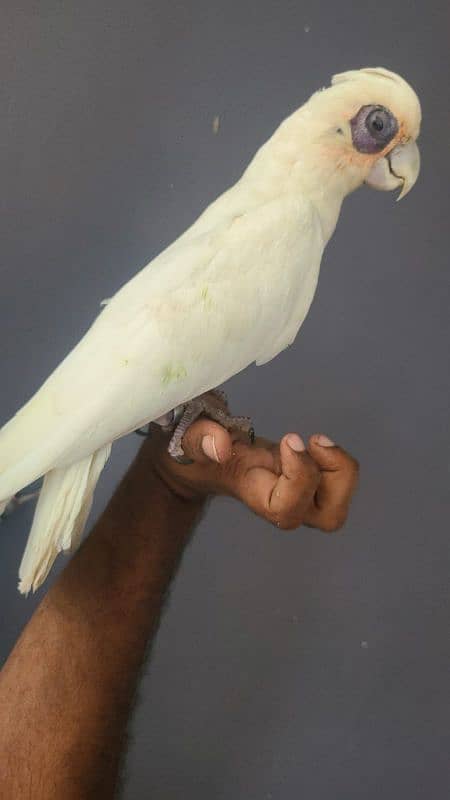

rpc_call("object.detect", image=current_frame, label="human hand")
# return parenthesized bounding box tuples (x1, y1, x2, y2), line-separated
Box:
(144, 400, 359, 534)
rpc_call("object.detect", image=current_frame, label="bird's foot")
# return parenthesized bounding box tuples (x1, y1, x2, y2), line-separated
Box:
(156, 389, 254, 462)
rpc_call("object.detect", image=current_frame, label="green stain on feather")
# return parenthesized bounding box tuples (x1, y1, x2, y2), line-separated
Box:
(161, 363, 188, 385)
(200, 285, 213, 310)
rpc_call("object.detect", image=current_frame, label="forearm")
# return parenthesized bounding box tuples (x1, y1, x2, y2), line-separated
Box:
(0, 411, 358, 800)
(0, 441, 204, 799)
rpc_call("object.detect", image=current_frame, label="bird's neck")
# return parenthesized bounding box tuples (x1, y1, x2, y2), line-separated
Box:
(242, 107, 361, 244)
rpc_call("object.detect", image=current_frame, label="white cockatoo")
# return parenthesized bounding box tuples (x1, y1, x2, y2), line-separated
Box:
(0, 67, 421, 593)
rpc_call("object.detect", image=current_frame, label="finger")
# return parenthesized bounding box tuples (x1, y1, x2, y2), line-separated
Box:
(255, 437, 283, 476)
(231, 435, 280, 469)
(216, 436, 279, 498)
(181, 418, 234, 464)
(271, 435, 321, 522)
(240, 434, 320, 529)
(306, 434, 359, 531)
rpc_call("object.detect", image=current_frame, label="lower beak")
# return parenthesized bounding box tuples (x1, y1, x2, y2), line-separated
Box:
(365, 140, 421, 200)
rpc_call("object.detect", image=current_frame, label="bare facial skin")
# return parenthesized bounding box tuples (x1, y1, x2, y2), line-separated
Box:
(0, 401, 358, 798)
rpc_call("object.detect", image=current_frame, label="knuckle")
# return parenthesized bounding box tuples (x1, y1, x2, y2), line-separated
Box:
(223, 451, 246, 485)
(271, 512, 303, 531)
(283, 518, 302, 531)
(321, 509, 347, 533)
(320, 519, 340, 533)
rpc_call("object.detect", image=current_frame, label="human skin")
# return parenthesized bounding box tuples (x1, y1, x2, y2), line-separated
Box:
(0, 410, 358, 799)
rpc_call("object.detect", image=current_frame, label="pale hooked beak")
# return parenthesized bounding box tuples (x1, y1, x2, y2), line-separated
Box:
(365, 139, 421, 200)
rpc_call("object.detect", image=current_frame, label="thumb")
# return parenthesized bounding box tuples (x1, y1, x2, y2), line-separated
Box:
(279, 434, 307, 477)
(280, 434, 321, 483)
(180, 418, 233, 464)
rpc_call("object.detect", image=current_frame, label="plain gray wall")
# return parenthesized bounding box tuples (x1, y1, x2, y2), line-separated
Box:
(1, 2, 449, 798)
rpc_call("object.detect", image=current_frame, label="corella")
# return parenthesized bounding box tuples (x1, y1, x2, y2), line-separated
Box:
(0, 67, 421, 593)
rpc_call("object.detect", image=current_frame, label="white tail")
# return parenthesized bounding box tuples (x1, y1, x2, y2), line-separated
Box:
(18, 444, 111, 594)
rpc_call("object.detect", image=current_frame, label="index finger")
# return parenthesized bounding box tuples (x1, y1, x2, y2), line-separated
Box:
(238, 434, 321, 529)
(305, 434, 359, 532)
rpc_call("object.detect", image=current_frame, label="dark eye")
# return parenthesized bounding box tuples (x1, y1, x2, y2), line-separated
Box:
(351, 105, 398, 154)
(368, 110, 385, 132)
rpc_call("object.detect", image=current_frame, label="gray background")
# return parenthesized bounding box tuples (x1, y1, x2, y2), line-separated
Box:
(1, 1, 449, 798)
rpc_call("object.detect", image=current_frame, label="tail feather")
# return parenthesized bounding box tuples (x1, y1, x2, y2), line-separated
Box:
(0, 498, 10, 516)
(18, 444, 111, 594)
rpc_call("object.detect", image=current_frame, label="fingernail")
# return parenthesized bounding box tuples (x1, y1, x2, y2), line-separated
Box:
(286, 433, 305, 452)
(202, 434, 220, 462)
(316, 434, 335, 447)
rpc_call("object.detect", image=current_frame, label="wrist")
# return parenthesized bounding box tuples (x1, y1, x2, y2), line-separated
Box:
(82, 441, 206, 589)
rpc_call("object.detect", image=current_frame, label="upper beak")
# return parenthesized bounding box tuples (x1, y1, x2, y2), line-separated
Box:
(365, 139, 421, 200)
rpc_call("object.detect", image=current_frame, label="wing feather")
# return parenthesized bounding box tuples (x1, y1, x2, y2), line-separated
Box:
(0, 190, 320, 500)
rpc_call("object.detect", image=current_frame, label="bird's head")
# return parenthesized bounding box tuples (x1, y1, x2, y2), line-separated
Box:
(301, 67, 421, 201)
